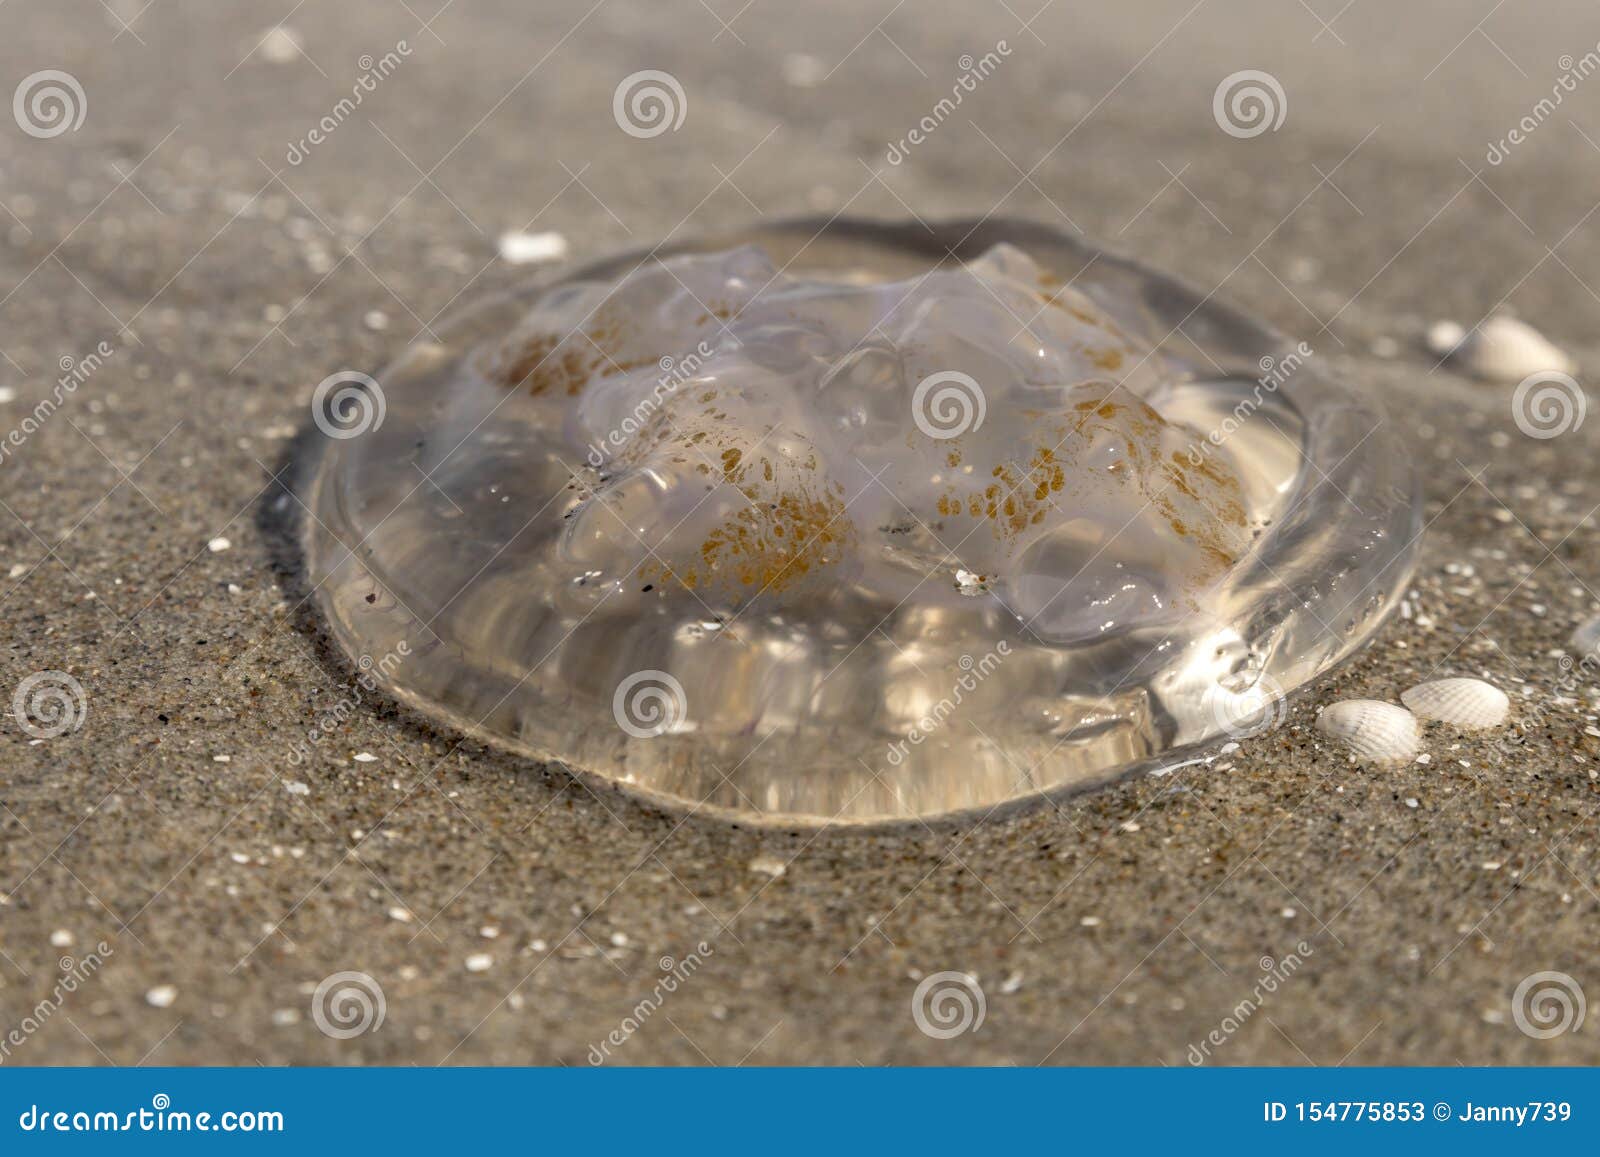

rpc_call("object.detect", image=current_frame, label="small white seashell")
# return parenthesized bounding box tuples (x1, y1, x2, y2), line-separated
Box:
(1400, 678, 1509, 729)
(1427, 315, 1576, 383)
(1315, 699, 1419, 763)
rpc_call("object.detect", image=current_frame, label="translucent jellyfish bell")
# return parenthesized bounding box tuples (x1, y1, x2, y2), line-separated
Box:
(304, 217, 1421, 825)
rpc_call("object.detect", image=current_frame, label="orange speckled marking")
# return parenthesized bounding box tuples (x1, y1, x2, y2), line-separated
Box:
(926, 389, 1249, 588)
(486, 305, 658, 397)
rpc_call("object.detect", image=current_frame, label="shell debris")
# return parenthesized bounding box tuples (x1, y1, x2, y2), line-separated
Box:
(1315, 699, 1420, 764)
(1400, 678, 1509, 729)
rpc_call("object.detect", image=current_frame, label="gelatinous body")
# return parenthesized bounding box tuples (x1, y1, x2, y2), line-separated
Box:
(305, 218, 1421, 824)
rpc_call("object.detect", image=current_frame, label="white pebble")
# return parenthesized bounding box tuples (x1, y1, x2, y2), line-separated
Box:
(1426, 320, 1466, 357)
(497, 231, 568, 265)
(353, 752, 377, 763)
(465, 953, 493, 972)
(49, 929, 73, 947)
(207, 536, 231, 553)
(781, 53, 826, 88)
(748, 854, 787, 878)
(145, 985, 177, 1008)
(285, 781, 309, 796)
(257, 25, 303, 65)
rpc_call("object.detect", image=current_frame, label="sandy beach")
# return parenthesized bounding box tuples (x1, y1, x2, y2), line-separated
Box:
(2, 0, 1599, 1065)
